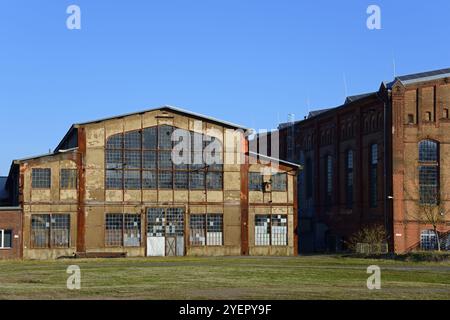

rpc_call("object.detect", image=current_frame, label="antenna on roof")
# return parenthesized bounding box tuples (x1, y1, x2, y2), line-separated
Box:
(393, 56, 397, 78)
(343, 73, 348, 99)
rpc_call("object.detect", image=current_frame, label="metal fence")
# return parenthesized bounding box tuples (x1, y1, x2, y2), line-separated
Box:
(356, 243, 389, 255)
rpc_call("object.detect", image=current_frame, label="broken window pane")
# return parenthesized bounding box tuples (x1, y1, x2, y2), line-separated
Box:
(105, 214, 123, 247)
(51, 214, 70, 248)
(106, 150, 123, 169)
(31, 215, 50, 248)
(124, 214, 141, 247)
(255, 215, 271, 246)
(190, 215, 206, 246)
(60, 169, 77, 189)
(206, 214, 223, 246)
(271, 215, 288, 246)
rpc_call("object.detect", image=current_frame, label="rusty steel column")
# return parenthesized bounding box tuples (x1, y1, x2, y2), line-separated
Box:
(240, 134, 249, 256)
(77, 127, 86, 253)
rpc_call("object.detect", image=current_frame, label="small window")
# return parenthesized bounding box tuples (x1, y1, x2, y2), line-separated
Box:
(0, 230, 12, 249)
(32, 168, 51, 189)
(272, 173, 287, 192)
(444, 108, 449, 119)
(249, 172, 263, 191)
(408, 114, 415, 124)
(420, 230, 437, 251)
(60, 169, 77, 189)
(425, 112, 432, 122)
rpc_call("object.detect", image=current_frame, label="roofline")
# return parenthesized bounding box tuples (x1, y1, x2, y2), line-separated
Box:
(74, 105, 249, 130)
(248, 151, 302, 169)
(0, 206, 21, 211)
(13, 148, 78, 164)
(54, 125, 76, 152)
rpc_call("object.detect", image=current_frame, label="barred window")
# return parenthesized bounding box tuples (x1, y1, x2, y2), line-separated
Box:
(255, 215, 288, 246)
(249, 172, 263, 191)
(32, 168, 51, 189)
(31, 214, 70, 248)
(60, 169, 77, 189)
(189, 214, 223, 246)
(105, 126, 223, 191)
(272, 173, 287, 192)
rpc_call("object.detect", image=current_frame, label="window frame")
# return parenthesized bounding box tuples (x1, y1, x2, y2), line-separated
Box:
(31, 168, 51, 189)
(369, 144, 378, 208)
(272, 173, 287, 192)
(189, 214, 224, 247)
(60, 168, 78, 190)
(346, 150, 354, 209)
(418, 140, 440, 205)
(105, 213, 142, 248)
(30, 214, 71, 249)
(254, 214, 289, 247)
(0, 229, 12, 249)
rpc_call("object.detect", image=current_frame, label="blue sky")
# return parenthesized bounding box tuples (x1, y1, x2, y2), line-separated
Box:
(0, 0, 449, 175)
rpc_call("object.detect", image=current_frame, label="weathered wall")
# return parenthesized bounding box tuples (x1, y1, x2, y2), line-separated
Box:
(0, 209, 22, 259)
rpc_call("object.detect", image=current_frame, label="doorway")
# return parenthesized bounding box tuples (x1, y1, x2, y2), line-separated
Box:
(146, 207, 185, 257)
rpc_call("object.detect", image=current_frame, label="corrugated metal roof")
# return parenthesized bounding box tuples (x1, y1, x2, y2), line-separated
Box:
(345, 92, 376, 104)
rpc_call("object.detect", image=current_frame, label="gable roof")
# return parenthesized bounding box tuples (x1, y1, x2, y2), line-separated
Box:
(345, 92, 377, 104)
(55, 105, 249, 152)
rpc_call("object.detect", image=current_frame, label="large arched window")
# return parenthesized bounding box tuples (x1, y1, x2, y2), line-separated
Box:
(418, 140, 439, 204)
(105, 126, 223, 191)
(346, 150, 354, 209)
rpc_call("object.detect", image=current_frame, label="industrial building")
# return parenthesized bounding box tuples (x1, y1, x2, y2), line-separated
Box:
(276, 68, 450, 253)
(0, 106, 299, 259)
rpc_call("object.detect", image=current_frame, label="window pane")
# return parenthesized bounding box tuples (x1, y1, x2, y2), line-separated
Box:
(419, 166, 439, 204)
(272, 173, 287, 192)
(51, 215, 70, 248)
(142, 151, 156, 169)
(106, 134, 123, 149)
(147, 208, 165, 237)
(174, 171, 189, 189)
(142, 171, 157, 189)
(371, 144, 378, 164)
(124, 131, 141, 149)
(255, 215, 271, 246)
(143, 127, 157, 149)
(271, 215, 288, 246)
(158, 151, 173, 169)
(206, 172, 223, 190)
(60, 169, 77, 189)
(159, 125, 173, 149)
(106, 170, 123, 189)
(106, 214, 123, 246)
(32, 168, 51, 189)
(158, 171, 173, 189)
(419, 140, 438, 162)
(31, 215, 50, 248)
(124, 150, 141, 169)
(190, 171, 205, 190)
(206, 214, 223, 246)
(190, 215, 206, 246)
(3, 230, 12, 248)
(124, 171, 141, 190)
(106, 150, 123, 169)
(124, 214, 141, 247)
(249, 172, 263, 191)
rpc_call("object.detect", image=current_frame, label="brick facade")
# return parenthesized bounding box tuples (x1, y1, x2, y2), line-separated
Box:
(0, 209, 22, 259)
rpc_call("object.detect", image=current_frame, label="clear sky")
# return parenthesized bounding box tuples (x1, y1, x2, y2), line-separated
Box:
(0, 0, 449, 175)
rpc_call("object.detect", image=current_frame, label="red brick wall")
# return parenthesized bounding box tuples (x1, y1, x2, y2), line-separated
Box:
(0, 210, 22, 259)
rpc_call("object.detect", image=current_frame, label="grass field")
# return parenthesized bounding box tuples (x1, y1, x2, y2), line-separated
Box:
(0, 255, 449, 300)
